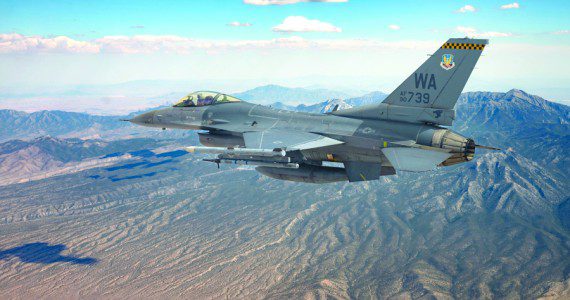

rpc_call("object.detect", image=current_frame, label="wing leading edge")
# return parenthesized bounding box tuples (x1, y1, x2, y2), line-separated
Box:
(243, 130, 343, 151)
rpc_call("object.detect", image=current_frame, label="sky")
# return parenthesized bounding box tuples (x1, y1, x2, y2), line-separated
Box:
(1, 0, 569, 112)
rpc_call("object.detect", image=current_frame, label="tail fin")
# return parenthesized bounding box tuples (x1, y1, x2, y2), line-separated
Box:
(382, 38, 487, 110)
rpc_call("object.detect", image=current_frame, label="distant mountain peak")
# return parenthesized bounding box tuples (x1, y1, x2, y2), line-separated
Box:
(253, 84, 285, 89)
(454, 89, 570, 135)
(503, 88, 543, 104)
(33, 135, 59, 143)
(506, 88, 526, 95)
(233, 85, 353, 105)
(320, 99, 353, 113)
(462, 89, 567, 109)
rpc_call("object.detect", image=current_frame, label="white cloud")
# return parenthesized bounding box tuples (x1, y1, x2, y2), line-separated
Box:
(500, 2, 520, 10)
(95, 35, 195, 54)
(227, 22, 253, 27)
(455, 26, 512, 38)
(273, 16, 341, 33)
(244, 0, 347, 5)
(456, 26, 477, 35)
(0, 33, 440, 54)
(456, 5, 477, 13)
(552, 30, 570, 35)
(0, 33, 99, 54)
(388, 25, 400, 31)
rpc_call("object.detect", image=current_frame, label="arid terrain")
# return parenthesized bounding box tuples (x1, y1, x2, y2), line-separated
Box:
(0, 87, 569, 299)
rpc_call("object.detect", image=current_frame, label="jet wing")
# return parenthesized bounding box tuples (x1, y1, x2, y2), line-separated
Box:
(243, 130, 343, 151)
(381, 147, 452, 172)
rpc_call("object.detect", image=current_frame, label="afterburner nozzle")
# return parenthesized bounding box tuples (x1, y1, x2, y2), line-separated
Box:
(426, 129, 477, 166)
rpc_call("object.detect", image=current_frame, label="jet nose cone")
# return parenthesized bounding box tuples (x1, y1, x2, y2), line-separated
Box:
(130, 111, 155, 126)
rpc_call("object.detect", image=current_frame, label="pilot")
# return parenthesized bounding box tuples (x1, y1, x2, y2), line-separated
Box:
(182, 96, 194, 107)
(204, 95, 214, 105)
(197, 94, 205, 106)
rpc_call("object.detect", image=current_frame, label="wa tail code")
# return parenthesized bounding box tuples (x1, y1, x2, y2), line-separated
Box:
(414, 73, 437, 90)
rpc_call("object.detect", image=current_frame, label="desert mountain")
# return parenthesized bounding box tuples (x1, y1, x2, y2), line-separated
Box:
(0, 88, 568, 298)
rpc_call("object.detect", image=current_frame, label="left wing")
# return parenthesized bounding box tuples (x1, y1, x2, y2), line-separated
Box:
(242, 129, 343, 151)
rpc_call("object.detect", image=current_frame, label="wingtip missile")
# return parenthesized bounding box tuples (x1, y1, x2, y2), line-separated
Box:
(185, 146, 286, 157)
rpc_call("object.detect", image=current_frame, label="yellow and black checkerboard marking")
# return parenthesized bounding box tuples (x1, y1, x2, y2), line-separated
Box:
(441, 43, 485, 51)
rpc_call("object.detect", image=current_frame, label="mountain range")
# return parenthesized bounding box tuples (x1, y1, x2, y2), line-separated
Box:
(232, 84, 359, 105)
(0, 82, 371, 115)
(0, 87, 568, 298)
(0, 84, 371, 142)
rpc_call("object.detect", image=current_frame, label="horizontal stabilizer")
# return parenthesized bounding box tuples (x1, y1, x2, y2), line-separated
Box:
(381, 147, 452, 172)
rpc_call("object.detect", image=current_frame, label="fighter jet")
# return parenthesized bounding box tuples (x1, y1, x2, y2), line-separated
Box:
(130, 38, 497, 183)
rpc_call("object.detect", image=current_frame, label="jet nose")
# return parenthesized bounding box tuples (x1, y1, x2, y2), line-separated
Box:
(130, 111, 155, 126)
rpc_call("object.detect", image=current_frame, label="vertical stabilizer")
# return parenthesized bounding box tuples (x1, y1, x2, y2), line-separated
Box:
(382, 38, 488, 110)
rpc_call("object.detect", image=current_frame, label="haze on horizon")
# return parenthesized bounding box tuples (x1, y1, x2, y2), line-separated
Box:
(1, 0, 569, 111)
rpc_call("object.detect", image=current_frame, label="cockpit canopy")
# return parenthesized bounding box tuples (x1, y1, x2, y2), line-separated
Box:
(173, 91, 241, 107)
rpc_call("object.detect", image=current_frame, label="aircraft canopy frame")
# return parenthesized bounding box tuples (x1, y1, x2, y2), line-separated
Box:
(173, 91, 241, 107)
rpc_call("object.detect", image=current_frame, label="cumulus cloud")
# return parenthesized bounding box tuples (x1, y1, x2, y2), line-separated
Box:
(244, 0, 347, 5)
(456, 5, 477, 13)
(500, 2, 520, 9)
(0, 33, 439, 54)
(227, 22, 253, 27)
(0, 33, 100, 54)
(388, 24, 400, 30)
(552, 30, 570, 35)
(455, 26, 512, 38)
(273, 16, 341, 33)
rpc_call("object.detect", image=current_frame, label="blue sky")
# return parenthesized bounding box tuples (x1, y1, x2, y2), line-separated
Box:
(1, 0, 569, 110)
(2, 0, 568, 42)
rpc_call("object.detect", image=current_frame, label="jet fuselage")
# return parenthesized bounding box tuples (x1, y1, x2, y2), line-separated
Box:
(131, 101, 472, 166)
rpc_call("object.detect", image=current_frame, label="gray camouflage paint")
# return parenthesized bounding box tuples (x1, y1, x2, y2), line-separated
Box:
(130, 38, 488, 183)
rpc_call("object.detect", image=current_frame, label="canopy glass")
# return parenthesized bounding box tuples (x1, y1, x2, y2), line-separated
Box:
(173, 91, 241, 107)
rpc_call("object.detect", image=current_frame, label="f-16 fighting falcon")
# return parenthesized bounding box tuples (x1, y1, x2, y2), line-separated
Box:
(129, 38, 498, 183)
